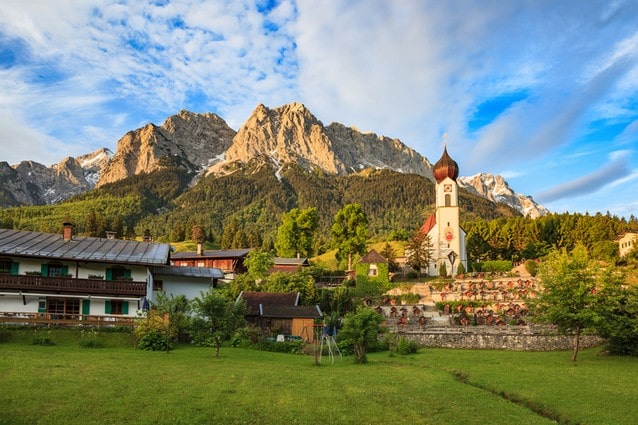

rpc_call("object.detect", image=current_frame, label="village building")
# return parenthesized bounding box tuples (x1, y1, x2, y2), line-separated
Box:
(270, 257, 309, 273)
(0, 224, 223, 325)
(356, 249, 389, 284)
(616, 231, 638, 258)
(237, 291, 322, 342)
(418, 145, 468, 276)
(170, 246, 250, 277)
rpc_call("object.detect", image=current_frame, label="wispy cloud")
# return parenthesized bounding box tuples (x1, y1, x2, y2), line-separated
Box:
(536, 151, 633, 203)
(0, 0, 637, 217)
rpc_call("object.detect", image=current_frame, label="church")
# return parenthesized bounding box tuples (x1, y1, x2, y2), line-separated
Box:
(419, 146, 467, 276)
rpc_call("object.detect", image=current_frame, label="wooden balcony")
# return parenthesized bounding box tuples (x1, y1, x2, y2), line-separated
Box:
(0, 312, 136, 327)
(0, 274, 146, 296)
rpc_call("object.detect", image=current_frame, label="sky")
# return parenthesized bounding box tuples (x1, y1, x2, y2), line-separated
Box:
(1, 0, 637, 219)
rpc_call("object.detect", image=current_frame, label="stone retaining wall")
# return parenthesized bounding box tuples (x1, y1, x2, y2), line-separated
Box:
(400, 327, 603, 351)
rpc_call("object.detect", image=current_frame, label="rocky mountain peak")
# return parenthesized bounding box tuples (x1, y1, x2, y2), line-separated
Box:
(97, 110, 236, 187)
(458, 173, 549, 218)
(211, 102, 432, 177)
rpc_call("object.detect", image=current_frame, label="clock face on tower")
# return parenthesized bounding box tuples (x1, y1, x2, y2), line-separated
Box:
(444, 184, 452, 192)
(444, 227, 454, 242)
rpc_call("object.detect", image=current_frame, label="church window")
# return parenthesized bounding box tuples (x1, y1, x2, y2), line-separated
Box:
(445, 194, 451, 207)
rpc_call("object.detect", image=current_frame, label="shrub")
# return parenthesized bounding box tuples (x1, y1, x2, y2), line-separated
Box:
(135, 310, 171, 351)
(137, 329, 171, 351)
(230, 325, 263, 348)
(396, 337, 419, 355)
(79, 329, 104, 349)
(32, 331, 55, 346)
(525, 259, 538, 277)
(254, 340, 304, 354)
(0, 326, 11, 343)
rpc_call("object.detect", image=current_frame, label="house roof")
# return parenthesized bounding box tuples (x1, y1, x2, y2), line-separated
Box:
(170, 248, 251, 260)
(237, 291, 299, 315)
(259, 305, 323, 319)
(359, 249, 387, 264)
(273, 257, 309, 266)
(150, 266, 224, 279)
(0, 228, 170, 265)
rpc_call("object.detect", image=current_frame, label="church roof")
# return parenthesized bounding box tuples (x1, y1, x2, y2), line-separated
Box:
(420, 214, 436, 235)
(432, 146, 459, 183)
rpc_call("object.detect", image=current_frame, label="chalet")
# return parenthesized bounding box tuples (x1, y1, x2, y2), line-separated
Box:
(0, 224, 170, 325)
(616, 232, 638, 258)
(170, 246, 250, 277)
(237, 291, 322, 342)
(270, 257, 310, 273)
(148, 265, 224, 303)
(356, 249, 390, 284)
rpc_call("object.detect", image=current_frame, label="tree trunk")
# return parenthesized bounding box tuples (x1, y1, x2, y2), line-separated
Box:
(571, 325, 581, 362)
(348, 253, 352, 271)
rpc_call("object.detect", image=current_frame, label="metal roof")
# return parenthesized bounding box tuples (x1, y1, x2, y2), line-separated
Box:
(273, 257, 309, 266)
(259, 305, 323, 319)
(170, 248, 251, 259)
(0, 228, 170, 266)
(150, 265, 224, 279)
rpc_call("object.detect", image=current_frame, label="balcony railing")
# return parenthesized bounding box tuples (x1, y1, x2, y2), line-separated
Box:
(0, 274, 146, 296)
(0, 312, 137, 327)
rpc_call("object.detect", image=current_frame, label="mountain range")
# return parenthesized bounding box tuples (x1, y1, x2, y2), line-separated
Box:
(0, 102, 547, 219)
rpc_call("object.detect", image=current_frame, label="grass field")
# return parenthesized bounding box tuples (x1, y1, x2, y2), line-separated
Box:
(1, 330, 637, 425)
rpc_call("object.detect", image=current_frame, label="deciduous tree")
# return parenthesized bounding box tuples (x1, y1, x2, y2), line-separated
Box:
(330, 204, 369, 271)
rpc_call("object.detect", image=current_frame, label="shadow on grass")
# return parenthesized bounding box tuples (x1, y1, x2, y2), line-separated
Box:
(450, 369, 580, 425)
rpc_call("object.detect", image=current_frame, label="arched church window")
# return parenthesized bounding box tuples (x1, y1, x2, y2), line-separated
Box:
(445, 194, 451, 207)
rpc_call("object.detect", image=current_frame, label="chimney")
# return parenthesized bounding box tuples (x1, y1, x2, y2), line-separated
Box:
(197, 242, 203, 256)
(142, 229, 153, 243)
(62, 222, 74, 242)
(106, 231, 116, 240)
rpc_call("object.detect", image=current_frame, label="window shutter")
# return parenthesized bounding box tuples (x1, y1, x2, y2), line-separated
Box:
(82, 299, 90, 315)
(40, 264, 48, 276)
(124, 269, 132, 279)
(105, 268, 112, 281)
(122, 301, 129, 315)
(62, 265, 69, 276)
(10, 262, 19, 275)
(105, 300, 112, 314)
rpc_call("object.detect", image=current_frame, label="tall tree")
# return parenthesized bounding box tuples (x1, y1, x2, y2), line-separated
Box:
(405, 231, 433, 276)
(275, 207, 319, 258)
(330, 203, 369, 271)
(529, 245, 600, 362)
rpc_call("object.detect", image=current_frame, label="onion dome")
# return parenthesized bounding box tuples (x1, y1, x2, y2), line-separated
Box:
(432, 146, 459, 183)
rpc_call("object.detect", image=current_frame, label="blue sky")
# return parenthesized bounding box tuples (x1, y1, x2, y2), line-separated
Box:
(1, 0, 637, 218)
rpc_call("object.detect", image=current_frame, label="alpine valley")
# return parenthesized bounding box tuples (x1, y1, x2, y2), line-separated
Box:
(0, 102, 548, 247)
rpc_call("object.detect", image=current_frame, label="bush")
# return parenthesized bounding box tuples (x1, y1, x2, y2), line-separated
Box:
(230, 325, 263, 348)
(79, 329, 105, 348)
(137, 329, 171, 351)
(0, 326, 11, 343)
(134, 311, 171, 351)
(32, 331, 55, 346)
(525, 259, 538, 277)
(254, 340, 304, 354)
(396, 337, 419, 355)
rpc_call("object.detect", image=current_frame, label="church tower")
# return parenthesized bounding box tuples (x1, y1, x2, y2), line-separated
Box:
(424, 145, 467, 276)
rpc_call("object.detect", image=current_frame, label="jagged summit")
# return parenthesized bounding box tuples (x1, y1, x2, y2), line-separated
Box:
(210, 102, 433, 177)
(458, 173, 549, 218)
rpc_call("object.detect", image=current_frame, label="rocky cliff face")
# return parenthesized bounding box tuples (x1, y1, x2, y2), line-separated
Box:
(458, 173, 549, 218)
(0, 148, 113, 206)
(210, 103, 433, 177)
(97, 110, 236, 186)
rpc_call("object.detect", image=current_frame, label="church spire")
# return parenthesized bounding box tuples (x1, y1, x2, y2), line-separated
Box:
(432, 144, 459, 183)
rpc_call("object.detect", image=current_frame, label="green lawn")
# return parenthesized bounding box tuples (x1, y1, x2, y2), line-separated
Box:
(1, 335, 636, 425)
